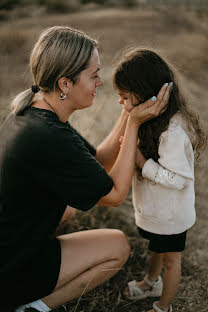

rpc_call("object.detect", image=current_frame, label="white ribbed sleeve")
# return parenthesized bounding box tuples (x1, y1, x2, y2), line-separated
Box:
(142, 124, 194, 190)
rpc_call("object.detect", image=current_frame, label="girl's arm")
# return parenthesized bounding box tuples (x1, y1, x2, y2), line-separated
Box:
(138, 124, 194, 190)
(95, 109, 129, 172)
(98, 83, 171, 207)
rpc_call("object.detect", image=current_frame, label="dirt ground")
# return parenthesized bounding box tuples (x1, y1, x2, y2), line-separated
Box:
(0, 4, 208, 312)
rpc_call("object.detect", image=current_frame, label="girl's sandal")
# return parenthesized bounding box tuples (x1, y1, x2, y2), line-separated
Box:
(153, 301, 173, 312)
(125, 275, 163, 300)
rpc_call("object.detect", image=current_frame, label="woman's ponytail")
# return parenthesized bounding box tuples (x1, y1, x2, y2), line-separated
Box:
(11, 88, 35, 115)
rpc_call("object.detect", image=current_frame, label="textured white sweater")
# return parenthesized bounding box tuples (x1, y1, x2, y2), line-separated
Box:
(132, 112, 196, 235)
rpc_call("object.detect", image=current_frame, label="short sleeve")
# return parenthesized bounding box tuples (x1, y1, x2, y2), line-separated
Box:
(68, 124, 96, 156)
(23, 124, 113, 211)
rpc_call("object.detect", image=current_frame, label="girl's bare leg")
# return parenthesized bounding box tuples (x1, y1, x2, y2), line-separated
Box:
(147, 252, 181, 312)
(144, 251, 164, 286)
(155, 252, 181, 311)
(124, 251, 164, 296)
(42, 229, 130, 309)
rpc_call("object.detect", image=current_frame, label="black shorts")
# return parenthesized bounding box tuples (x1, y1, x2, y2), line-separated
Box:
(1, 238, 61, 309)
(137, 227, 187, 253)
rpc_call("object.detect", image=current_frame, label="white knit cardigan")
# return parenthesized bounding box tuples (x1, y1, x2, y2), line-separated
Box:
(132, 112, 196, 235)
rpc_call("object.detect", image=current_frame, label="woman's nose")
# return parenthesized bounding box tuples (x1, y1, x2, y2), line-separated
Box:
(96, 77, 104, 87)
(119, 98, 124, 104)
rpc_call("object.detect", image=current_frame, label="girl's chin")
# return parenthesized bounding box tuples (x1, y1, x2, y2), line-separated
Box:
(124, 107, 132, 113)
(124, 104, 135, 112)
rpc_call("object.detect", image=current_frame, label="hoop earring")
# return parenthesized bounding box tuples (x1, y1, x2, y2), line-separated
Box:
(60, 92, 67, 100)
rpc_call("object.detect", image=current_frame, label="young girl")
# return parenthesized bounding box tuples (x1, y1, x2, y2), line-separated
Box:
(113, 49, 207, 312)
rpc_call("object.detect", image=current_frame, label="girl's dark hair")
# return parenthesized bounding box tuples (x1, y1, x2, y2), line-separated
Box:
(113, 48, 207, 177)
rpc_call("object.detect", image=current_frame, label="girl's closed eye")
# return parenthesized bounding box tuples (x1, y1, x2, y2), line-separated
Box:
(117, 91, 138, 112)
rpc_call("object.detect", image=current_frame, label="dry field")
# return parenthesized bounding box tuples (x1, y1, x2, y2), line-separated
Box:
(0, 4, 208, 312)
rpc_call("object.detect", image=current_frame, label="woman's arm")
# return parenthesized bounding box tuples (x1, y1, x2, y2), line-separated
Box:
(98, 116, 139, 206)
(95, 109, 129, 172)
(98, 83, 171, 206)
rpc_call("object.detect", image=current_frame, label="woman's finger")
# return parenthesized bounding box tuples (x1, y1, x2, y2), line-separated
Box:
(139, 83, 167, 109)
(157, 82, 172, 110)
(148, 82, 172, 114)
(156, 82, 170, 102)
(136, 95, 157, 111)
(137, 82, 170, 111)
(129, 82, 172, 123)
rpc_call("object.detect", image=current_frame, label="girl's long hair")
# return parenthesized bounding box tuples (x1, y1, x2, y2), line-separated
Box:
(113, 48, 207, 176)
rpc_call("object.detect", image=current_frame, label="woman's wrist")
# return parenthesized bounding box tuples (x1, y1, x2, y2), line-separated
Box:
(120, 108, 130, 119)
(128, 114, 142, 128)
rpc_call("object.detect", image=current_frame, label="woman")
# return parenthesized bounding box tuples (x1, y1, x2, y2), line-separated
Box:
(0, 26, 171, 312)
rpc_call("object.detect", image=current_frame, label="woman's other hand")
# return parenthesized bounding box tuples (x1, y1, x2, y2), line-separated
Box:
(129, 82, 172, 125)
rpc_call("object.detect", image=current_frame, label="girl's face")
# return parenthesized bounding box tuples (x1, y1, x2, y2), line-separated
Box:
(117, 90, 140, 112)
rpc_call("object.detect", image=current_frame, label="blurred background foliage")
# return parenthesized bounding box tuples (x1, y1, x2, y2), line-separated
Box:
(0, 0, 138, 14)
(0, 0, 207, 18)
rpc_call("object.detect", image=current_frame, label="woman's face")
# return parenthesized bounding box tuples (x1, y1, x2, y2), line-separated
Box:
(117, 90, 140, 112)
(70, 48, 103, 110)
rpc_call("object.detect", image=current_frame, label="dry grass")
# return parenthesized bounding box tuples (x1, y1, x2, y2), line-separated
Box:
(0, 5, 208, 312)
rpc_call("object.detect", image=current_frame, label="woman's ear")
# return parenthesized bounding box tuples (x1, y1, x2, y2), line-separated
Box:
(58, 77, 72, 95)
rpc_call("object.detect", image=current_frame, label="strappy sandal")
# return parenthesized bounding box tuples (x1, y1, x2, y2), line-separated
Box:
(153, 301, 173, 312)
(126, 274, 163, 300)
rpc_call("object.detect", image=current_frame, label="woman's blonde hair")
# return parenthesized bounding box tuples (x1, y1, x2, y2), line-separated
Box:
(11, 26, 97, 115)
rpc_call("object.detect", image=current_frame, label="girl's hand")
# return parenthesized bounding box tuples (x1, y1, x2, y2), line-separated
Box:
(129, 82, 172, 125)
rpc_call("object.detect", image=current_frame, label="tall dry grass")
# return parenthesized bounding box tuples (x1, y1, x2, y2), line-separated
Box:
(0, 5, 208, 312)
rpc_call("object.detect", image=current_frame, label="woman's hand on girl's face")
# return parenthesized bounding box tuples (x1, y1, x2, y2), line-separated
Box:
(129, 82, 172, 125)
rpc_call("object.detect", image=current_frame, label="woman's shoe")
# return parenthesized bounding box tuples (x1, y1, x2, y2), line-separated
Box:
(126, 274, 163, 300)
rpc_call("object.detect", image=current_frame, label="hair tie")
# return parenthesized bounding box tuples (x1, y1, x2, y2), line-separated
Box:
(31, 85, 40, 93)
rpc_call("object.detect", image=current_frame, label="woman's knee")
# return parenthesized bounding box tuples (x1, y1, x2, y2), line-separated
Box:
(110, 229, 131, 264)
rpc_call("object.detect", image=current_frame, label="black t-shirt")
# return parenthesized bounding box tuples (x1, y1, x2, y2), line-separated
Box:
(0, 107, 113, 281)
